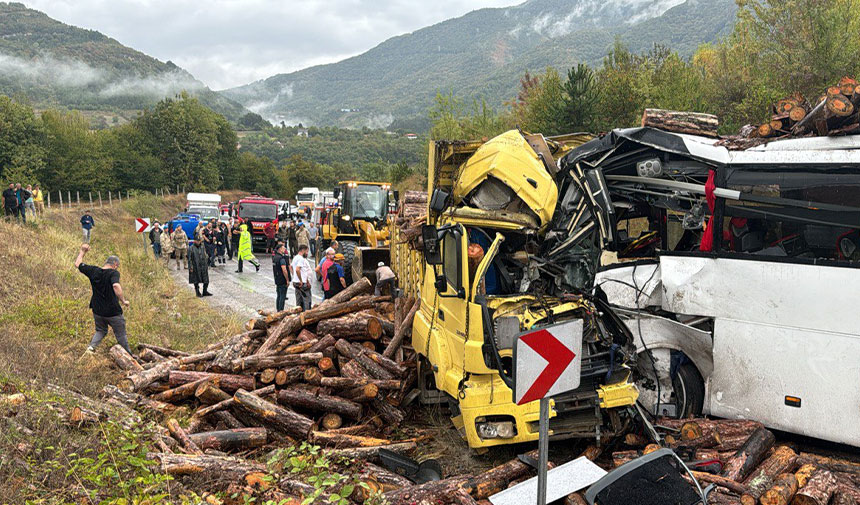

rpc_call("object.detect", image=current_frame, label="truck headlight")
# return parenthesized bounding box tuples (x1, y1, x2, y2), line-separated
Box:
(476, 420, 516, 439)
(342, 215, 351, 221)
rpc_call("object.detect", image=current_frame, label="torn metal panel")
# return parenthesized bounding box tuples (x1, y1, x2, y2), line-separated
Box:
(710, 318, 860, 446)
(488, 456, 606, 505)
(594, 262, 662, 308)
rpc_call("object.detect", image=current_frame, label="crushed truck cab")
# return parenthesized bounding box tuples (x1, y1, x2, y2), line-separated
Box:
(396, 130, 640, 449)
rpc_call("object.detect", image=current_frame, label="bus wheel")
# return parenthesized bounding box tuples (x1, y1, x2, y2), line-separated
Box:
(340, 240, 357, 284)
(635, 349, 704, 419)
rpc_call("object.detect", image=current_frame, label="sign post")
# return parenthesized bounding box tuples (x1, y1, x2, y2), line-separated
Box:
(136, 217, 152, 256)
(513, 319, 583, 505)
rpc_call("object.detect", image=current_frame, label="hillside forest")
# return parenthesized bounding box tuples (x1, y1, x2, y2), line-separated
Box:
(2, 0, 858, 198)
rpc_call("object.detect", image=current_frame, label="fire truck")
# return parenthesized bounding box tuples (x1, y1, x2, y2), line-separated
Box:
(236, 195, 279, 250)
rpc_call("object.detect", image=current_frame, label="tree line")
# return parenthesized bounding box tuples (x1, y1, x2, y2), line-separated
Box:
(430, 0, 860, 140)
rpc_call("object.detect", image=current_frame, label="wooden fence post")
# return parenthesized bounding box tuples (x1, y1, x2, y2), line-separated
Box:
(68, 191, 72, 208)
(108, 191, 112, 206)
(47, 192, 51, 209)
(98, 191, 102, 207)
(58, 191, 62, 209)
(89, 192, 93, 207)
(76, 191, 80, 207)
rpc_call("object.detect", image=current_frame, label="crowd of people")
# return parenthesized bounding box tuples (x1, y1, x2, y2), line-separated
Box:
(3, 183, 44, 223)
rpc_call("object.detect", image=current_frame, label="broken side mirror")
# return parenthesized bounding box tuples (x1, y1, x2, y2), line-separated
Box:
(422, 224, 442, 265)
(393, 190, 400, 203)
(429, 188, 449, 213)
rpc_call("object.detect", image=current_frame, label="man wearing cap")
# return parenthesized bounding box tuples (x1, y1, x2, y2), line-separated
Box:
(75, 243, 131, 354)
(291, 244, 313, 311)
(375, 261, 396, 296)
(325, 253, 347, 299)
(316, 247, 336, 297)
(296, 221, 311, 252)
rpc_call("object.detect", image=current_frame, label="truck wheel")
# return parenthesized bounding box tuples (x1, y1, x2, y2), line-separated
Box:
(635, 349, 704, 419)
(340, 240, 357, 284)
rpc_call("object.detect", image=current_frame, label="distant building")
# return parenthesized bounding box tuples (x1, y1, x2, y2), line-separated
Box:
(340, 108, 351, 112)
(296, 128, 309, 137)
(405, 133, 418, 140)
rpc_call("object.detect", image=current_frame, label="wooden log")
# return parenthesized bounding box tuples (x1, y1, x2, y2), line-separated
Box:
(168, 371, 255, 392)
(384, 298, 420, 358)
(101, 385, 182, 417)
(68, 406, 105, 426)
(109, 345, 143, 372)
(340, 359, 372, 380)
(209, 330, 265, 372)
(232, 388, 313, 439)
(839, 76, 858, 96)
(325, 441, 417, 461)
(321, 413, 343, 430)
(833, 490, 858, 505)
(152, 377, 211, 403)
(319, 377, 401, 390)
(139, 347, 166, 363)
(150, 452, 265, 481)
(760, 472, 798, 505)
(307, 334, 336, 353)
(795, 464, 817, 488)
(296, 328, 317, 342)
(791, 469, 837, 505)
(119, 351, 216, 392)
(792, 98, 826, 135)
(211, 410, 245, 430)
(691, 471, 748, 495)
(194, 385, 276, 419)
(277, 387, 362, 419)
(317, 312, 383, 340)
(741, 446, 798, 504)
(256, 294, 383, 354)
(336, 339, 393, 380)
(311, 430, 391, 447)
(195, 382, 232, 405)
(341, 384, 379, 402)
(275, 339, 317, 355)
(138, 343, 190, 357)
(362, 462, 413, 490)
(187, 428, 267, 452)
(371, 398, 405, 425)
(360, 345, 405, 378)
(167, 418, 203, 454)
(318, 356, 337, 376)
(229, 352, 323, 373)
(319, 276, 373, 308)
(641, 109, 719, 137)
(671, 429, 722, 449)
(721, 427, 775, 482)
(260, 368, 277, 384)
(789, 106, 808, 123)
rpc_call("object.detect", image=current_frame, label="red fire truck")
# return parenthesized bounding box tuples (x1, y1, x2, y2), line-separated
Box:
(235, 195, 279, 250)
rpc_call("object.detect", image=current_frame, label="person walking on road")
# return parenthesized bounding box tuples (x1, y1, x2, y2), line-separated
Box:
(203, 220, 217, 267)
(149, 221, 163, 257)
(32, 185, 44, 216)
(189, 240, 212, 297)
(160, 226, 174, 267)
(236, 223, 260, 273)
(375, 262, 396, 296)
(291, 244, 313, 311)
(230, 218, 241, 260)
(316, 247, 335, 298)
(325, 253, 347, 300)
(296, 221, 311, 252)
(81, 210, 95, 243)
(172, 226, 188, 270)
(3, 183, 18, 220)
(273, 242, 290, 311)
(75, 243, 131, 354)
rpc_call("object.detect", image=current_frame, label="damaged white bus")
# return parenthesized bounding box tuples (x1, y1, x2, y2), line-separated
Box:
(537, 127, 860, 447)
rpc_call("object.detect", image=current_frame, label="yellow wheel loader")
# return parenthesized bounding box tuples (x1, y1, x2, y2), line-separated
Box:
(319, 181, 394, 283)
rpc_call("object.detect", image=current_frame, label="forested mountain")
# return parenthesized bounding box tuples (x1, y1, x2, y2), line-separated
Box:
(222, 0, 737, 131)
(0, 2, 248, 122)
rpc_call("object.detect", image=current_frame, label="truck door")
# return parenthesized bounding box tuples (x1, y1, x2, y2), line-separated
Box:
(436, 225, 470, 388)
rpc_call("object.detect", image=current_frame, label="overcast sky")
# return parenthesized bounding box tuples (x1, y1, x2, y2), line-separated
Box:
(23, 0, 523, 90)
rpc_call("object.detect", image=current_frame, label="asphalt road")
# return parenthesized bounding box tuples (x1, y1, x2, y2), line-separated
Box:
(169, 253, 324, 318)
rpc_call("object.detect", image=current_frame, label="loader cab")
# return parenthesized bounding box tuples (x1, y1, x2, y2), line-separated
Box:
(335, 182, 390, 231)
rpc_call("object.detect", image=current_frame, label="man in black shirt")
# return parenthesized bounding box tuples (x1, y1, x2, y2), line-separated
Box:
(3, 183, 18, 220)
(75, 244, 131, 354)
(272, 242, 290, 311)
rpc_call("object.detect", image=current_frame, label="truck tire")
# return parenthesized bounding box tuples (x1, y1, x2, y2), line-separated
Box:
(340, 240, 357, 285)
(636, 349, 704, 419)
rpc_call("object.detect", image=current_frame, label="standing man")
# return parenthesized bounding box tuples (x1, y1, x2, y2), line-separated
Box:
(32, 185, 44, 216)
(236, 224, 261, 273)
(23, 185, 35, 221)
(316, 247, 335, 296)
(375, 261, 396, 296)
(288, 220, 298, 257)
(264, 220, 277, 254)
(188, 239, 212, 297)
(296, 221, 310, 253)
(217, 222, 228, 264)
(75, 244, 131, 354)
(272, 242, 290, 311)
(172, 225, 188, 270)
(325, 253, 347, 300)
(291, 244, 312, 311)
(160, 225, 174, 267)
(149, 221, 163, 257)
(81, 210, 95, 243)
(308, 222, 318, 256)
(230, 218, 242, 260)
(3, 183, 18, 220)
(277, 220, 289, 252)
(203, 219, 217, 267)
(15, 183, 30, 223)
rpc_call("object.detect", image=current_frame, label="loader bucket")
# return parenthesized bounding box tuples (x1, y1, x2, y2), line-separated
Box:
(353, 246, 390, 285)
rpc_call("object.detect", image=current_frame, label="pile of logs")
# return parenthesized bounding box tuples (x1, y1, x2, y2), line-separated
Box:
(395, 190, 427, 251)
(613, 418, 860, 505)
(717, 76, 860, 149)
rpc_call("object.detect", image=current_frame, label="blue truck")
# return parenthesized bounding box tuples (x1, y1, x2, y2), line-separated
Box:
(166, 213, 202, 243)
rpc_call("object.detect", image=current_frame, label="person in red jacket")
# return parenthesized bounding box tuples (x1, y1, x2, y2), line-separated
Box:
(263, 220, 277, 253)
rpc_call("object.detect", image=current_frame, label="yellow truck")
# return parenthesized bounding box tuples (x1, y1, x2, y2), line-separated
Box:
(391, 130, 640, 449)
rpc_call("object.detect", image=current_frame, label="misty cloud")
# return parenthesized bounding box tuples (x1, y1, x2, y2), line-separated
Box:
(99, 72, 203, 98)
(0, 52, 103, 87)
